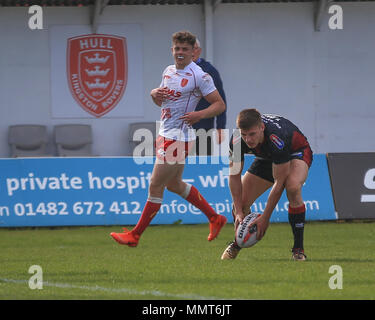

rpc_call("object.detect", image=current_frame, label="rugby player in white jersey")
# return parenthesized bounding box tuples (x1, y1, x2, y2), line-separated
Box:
(110, 31, 227, 247)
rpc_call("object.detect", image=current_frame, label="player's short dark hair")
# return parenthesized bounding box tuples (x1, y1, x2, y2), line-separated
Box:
(172, 31, 196, 48)
(236, 108, 262, 130)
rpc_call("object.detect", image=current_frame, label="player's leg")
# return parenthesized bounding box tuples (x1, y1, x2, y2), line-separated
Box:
(285, 158, 309, 260)
(110, 136, 188, 246)
(166, 163, 218, 223)
(110, 161, 181, 246)
(166, 162, 227, 241)
(165, 163, 187, 195)
(133, 161, 181, 232)
(222, 160, 273, 260)
(240, 171, 274, 222)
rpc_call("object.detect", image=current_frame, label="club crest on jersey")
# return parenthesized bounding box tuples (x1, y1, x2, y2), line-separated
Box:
(180, 78, 189, 87)
(67, 34, 128, 117)
(270, 134, 284, 149)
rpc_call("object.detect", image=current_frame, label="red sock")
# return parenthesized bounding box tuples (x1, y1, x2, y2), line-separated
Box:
(185, 185, 217, 222)
(132, 197, 162, 236)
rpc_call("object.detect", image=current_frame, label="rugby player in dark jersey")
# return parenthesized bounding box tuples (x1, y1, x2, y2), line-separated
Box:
(221, 108, 313, 261)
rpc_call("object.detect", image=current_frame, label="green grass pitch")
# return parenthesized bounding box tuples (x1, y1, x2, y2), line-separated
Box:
(0, 221, 374, 300)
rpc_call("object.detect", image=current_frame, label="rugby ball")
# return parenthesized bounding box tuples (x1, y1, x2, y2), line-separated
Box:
(235, 212, 261, 248)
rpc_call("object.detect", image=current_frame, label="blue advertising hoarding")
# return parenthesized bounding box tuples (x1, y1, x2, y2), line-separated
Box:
(0, 154, 336, 227)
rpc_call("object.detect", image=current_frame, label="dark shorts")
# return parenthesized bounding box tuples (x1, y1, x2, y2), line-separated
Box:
(247, 147, 313, 183)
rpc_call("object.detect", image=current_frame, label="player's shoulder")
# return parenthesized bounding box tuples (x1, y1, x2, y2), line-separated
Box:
(262, 115, 290, 151)
(187, 61, 204, 75)
(262, 114, 289, 133)
(163, 64, 176, 75)
(189, 62, 214, 84)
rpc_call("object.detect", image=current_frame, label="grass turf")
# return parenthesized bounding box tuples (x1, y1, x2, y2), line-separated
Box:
(0, 221, 374, 300)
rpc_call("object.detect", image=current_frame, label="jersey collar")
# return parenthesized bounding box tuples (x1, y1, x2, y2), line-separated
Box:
(176, 61, 195, 72)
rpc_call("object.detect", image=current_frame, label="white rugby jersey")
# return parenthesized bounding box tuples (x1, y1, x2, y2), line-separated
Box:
(157, 61, 217, 142)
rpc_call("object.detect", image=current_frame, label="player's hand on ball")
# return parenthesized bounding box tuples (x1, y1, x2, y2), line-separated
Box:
(251, 214, 269, 240)
(234, 211, 245, 231)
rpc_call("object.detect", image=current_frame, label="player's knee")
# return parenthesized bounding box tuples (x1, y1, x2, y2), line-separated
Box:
(166, 180, 184, 194)
(166, 184, 177, 193)
(285, 183, 302, 199)
(149, 179, 164, 196)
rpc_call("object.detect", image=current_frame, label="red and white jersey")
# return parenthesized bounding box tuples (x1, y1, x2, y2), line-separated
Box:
(158, 61, 216, 142)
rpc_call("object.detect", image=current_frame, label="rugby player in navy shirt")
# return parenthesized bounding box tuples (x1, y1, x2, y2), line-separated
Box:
(221, 108, 313, 261)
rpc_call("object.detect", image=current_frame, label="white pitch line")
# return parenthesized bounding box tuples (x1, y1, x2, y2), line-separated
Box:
(0, 278, 225, 300)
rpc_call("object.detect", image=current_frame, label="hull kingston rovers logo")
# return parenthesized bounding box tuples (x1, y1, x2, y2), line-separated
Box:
(67, 34, 127, 117)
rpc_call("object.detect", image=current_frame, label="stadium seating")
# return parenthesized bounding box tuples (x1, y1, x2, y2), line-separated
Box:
(54, 124, 93, 157)
(128, 121, 158, 156)
(8, 124, 49, 157)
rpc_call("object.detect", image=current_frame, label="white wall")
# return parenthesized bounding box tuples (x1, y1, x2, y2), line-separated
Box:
(0, 3, 374, 157)
(0, 5, 205, 157)
(214, 3, 375, 153)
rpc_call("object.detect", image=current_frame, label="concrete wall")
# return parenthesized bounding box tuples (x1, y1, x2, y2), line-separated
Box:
(214, 3, 375, 153)
(0, 3, 374, 157)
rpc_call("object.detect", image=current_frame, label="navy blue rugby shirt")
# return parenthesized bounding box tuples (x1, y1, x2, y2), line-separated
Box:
(229, 114, 311, 165)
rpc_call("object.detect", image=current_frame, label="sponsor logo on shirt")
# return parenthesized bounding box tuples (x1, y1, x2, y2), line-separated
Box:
(270, 134, 285, 150)
(164, 88, 182, 101)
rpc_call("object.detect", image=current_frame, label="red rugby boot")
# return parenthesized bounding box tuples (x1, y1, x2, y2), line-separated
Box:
(207, 215, 227, 241)
(110, 228, 140, 247)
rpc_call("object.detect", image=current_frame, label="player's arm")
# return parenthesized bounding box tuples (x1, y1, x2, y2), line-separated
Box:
(150, 86, 168, 107)
(229, 159, 245, 228)
(228, 133, 246, 227)
(254, 161, 290, 239)
(179, 90, 225, 126)
(197, 90, 226, 120)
